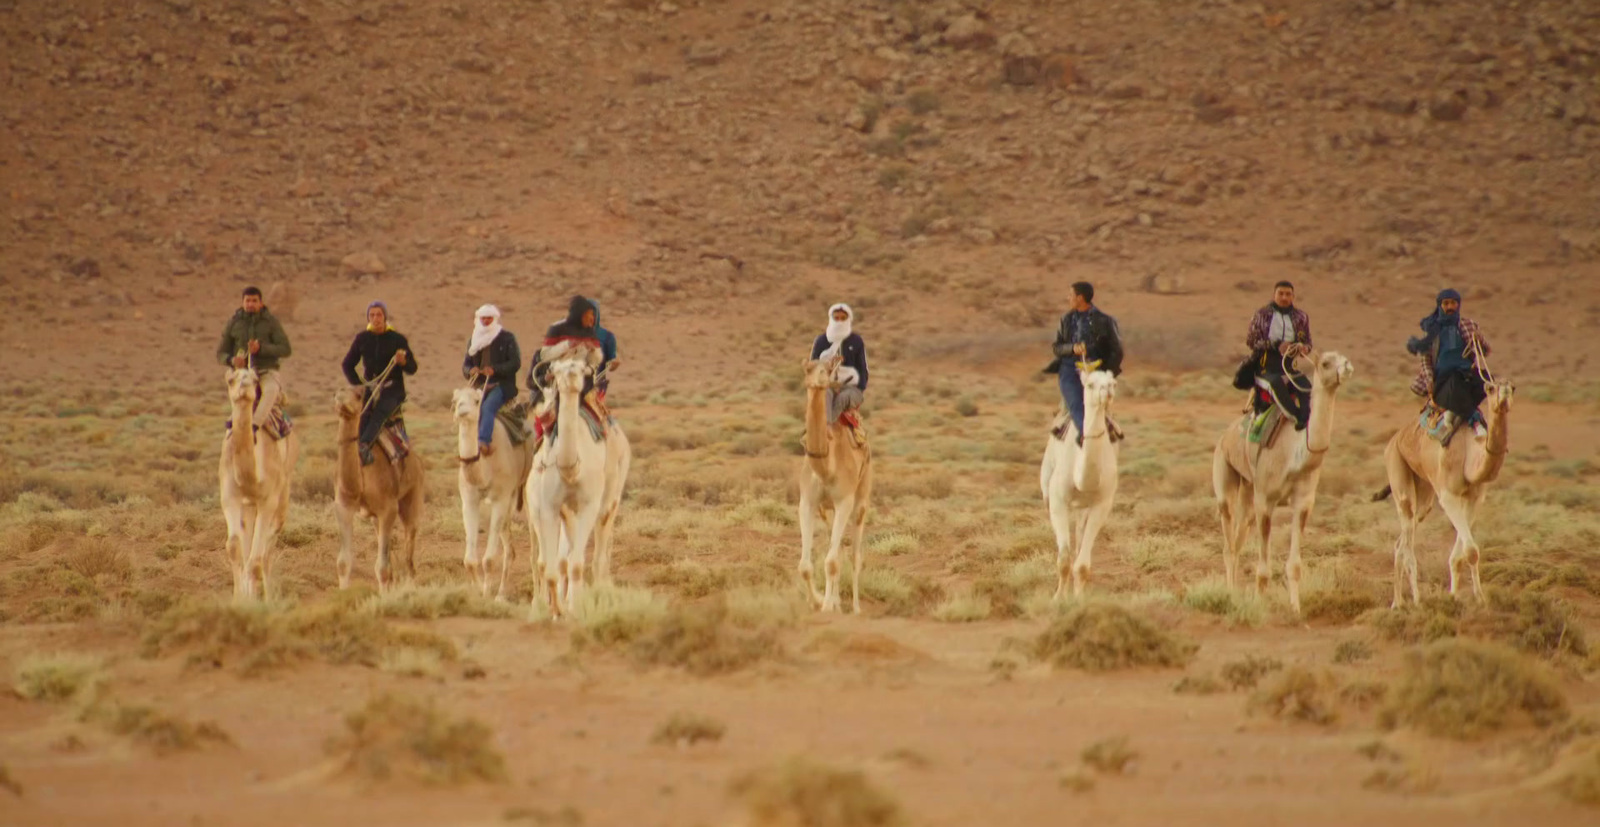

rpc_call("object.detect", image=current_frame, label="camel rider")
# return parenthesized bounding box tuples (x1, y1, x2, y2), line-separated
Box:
(216, 285, 292, 434)
(461, 304, 521, 458)
(528, 295, 606, 403)
(591, 299, 620, 401)
(341, 301, 417, 466)
(1407, 288, 1491, 438)
(809, 303, 868, 442)
(1043, 281, 1123, 445)
(1243, 280, 1313, 431)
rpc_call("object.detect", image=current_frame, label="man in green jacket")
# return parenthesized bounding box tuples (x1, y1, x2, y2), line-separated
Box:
(216, 285, 293, 433)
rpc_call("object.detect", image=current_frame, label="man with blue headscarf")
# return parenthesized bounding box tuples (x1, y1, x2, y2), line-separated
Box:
(1407, 288, 1491, 438)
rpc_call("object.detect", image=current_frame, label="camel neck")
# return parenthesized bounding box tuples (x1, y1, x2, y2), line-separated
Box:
(1074, 394, 1112, 488)
(1304, 375, 1337, 454)
(803, 385, 831, 465)
(1466, 404, 1509, 483)
(553, 386, 584, 470)
(336, 412, 364, 503)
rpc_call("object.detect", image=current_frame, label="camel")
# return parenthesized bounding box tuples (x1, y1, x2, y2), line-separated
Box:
(1212, 350, 1354, 614)
(217, 368, 299, 600)
(452, 385, 535, 601)
(1039, 370, 1120, 599)
(529, 354, 619, 619)
(332, 388, 424, 591)
(797, 355, 873, 614)
(1374, 380, 1513, 607)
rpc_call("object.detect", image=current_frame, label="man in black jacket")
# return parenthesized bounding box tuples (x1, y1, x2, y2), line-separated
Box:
(1043, 281, 1124, 444)
(341, 301, 417, 465)
(461, 304, 521, 457)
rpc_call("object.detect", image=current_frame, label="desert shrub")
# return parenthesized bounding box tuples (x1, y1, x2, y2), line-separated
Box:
(1381, 640, 1568, 739)
(1221, 655, 1283, 690)
(729, 757, 903, 827)
(12, 652, 105, 704)
(1558, 746, 1600, 806)
(1180, 579, 1266, 627)
(651, 712, 726, 746)
(1172, 674, 1224, 695)
(366, 586, 515, 620)
(1031, 602, 1195, 671)
(1373, 592, 1587, 659)
(1250, 667, 1339, 726)
(89, 702, 232, 755)
(1081, 737, 1138, 774)
(932, 594, 991, 623)
(1333, 639, 1374, 664)
(573, 594, 784, 676)
(325, 693, 506, 785)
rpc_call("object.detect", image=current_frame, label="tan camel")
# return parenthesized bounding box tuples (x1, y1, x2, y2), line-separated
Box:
(1374, 380, 1513, 607)
(217, 368, 299, 600)
(1040, 370, 1120, 599)
(452, 385, 534, 601)
(332, 388, 424, 591)
(1212, 350, 1354, 614)
(797, 355, 873, 613)
(530, 355, 613, 619)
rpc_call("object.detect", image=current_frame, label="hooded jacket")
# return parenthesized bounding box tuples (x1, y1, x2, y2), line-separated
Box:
(216, 307, 292, 372)
(1043, 306, 1123, 376)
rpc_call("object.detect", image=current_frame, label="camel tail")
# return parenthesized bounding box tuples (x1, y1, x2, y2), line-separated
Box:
(1371, 485, 1393, 503)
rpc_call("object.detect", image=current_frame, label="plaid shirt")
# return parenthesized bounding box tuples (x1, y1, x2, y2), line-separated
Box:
(1245, 305, 1312, 352)
(1411, 316, 1489, 397)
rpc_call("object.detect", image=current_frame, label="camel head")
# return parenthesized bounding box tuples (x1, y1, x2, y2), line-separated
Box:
(451, 387, 484, 425)
(1083, 369, 1117, 409)
(1485, 379, 1515, 415)
(801, 355, 844, 390)
(226, 367, 259, 407)
(333, 387, 364, 420)
(549, 357, 592, 396)
(1300, 350, 1354, 390)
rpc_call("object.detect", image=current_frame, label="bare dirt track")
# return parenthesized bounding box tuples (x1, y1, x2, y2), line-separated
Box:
(3, 1, 1600, 825)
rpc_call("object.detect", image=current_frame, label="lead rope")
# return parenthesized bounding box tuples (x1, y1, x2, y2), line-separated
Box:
(358, 353, 402, 418)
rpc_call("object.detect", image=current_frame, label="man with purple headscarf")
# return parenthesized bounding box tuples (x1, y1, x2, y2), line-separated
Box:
(1407, 287, 1491, 438)
(341, 300, 418, 465)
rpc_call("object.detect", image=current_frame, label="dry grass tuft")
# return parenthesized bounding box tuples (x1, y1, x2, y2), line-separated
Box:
(729, 756, 904, 827)
(12, 652, 106, 704)
(1081, 736, 1138, 774)
(1381, 640, 1568, 739)
(1372, 591, 1588, 660)
(1333, 639, 1374, 664)
(367, 586, 515, 620)
(931, 593, 992, 623)
(325, 692, 507, 785)
(1220, 655, 1284, 690)
(380, 647, 445, 680)
(651, 712, 726, 746)
(141, 598, 456, 675)
(573, 593, 784, 676)
(90, 702, 233, 755)
(1250, 667, 1339, 726)
(0, 764, 21, 797)
(1180, 579, 1266, 627)
(1031, 602, 1195, 672)
(1557, 745, 1600, 806)
(1173, 674, 1224, 695)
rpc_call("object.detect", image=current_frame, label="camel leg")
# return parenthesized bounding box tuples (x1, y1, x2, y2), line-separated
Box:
(254, 509, 284, 603)
(493, 518, 516, 602)
(334, 501, 357, 589)
(238, 507, 260, 600)
(821, 496, 853, 613)
(221, 495, 247, 598)
(1284, 486, 1316, 616)
(459, 480, 484, 591)
(374, 512, 395, 593)
(1047, 480, 1075, 601)
(1251, 495, 1274, 599)
(1073, 501, 1111, 598)
(565, 502, 602, 616)
(535, 504, 564, 620)
(796, 480, 825, 608)
(592, 499, 620, 587)
(399, 487, 423, 583)
(1386, 473, 1422, 608)
(848, 502, 868, 615)
(1212, 447, 1239, 589)
(1437, 493, 1483, 603)
(481, 499, 507, 600)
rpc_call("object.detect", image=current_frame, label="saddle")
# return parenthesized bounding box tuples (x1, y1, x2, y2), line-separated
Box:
(531, 389, 611, 453)
(375, 416, 411, 465)
(1419, 401, 1483, 447)
(1244, 405, 1285, 447)
(497, 400, 534, 446)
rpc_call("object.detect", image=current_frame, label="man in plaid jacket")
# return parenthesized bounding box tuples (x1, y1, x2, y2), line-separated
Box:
(1406, 288, 1491, 437)
(1244, 281, 1313, 430)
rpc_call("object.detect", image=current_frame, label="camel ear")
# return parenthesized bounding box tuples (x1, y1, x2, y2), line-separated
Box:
(800, 357, 814, 369)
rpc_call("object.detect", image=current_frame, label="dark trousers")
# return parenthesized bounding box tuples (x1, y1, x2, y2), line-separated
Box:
(1256, 372, 1309, 426)
(358, 392, 402, 447)
(1057, 365, 1085, 437)
(1433, 369, 1486, 420)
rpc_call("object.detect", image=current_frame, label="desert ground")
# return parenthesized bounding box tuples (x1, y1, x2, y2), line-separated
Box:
(3, 1, 1600, 825)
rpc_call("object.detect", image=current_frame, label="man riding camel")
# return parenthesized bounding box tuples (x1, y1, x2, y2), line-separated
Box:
(216, 285, 292, 434)
(1044, 281, 1123, 445)
(1243, 280, 1313, 431)
(1407, 287, 1491, 440)
(809, 303, 869, 445)
(461, 304, 521, 458)
(341, 301, 417, 466)
(526, 296, 611, 438)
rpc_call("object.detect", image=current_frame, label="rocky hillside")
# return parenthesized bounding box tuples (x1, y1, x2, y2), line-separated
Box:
(2, 0, 1597, 391)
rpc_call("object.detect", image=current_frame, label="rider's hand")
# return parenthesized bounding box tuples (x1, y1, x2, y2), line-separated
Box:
(1072, 343, 1086, 357)
(482, 366, 494, 377)
(607, 358, 621, 372)
(395, 350, 407, 366)
(248, 339, 261, 355)
(468, 367, 481, 378)
(231, 355, 248, 368)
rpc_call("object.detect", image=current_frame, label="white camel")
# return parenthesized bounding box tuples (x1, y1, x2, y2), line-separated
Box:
(452, 385, 534, 600)
(1212, 350, 1354, 614)
(1039, 370, 1120, 599)
(530, 356, 614, 619)
(217, 367, 299, 600)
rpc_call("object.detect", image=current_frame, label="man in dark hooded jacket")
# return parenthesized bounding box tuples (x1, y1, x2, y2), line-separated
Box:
(528, 296, 604, 399)
(1407, 288, 1491, 438)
